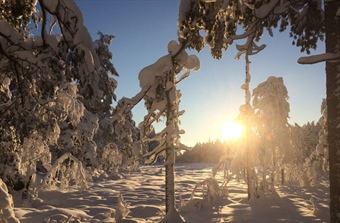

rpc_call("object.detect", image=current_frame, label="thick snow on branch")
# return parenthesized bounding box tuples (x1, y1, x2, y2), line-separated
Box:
(56, 83, 85, 125)
(41, 0, 99, 71)
(42, 153, 90, 190)
(15, 50, 41, 67)
(139, 41, 199, 100)
(0, 20, 23, 44)
(0, 179, 20, 223)
(139, 55, 172, 99)
(41, 0, 58, 13)
(74, 25, 98, 71)
(139, 40, 200, 164)
(254, 0, 279, 19)
(178, 0, 193, 24)
(298, 52, 340, 64)
(168, 40, 200, 71)
(274, 1, 290, 14)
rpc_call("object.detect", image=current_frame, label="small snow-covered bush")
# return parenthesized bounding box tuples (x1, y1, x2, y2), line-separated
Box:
(197, 177, 220, 204)
(115, 193, 129, 223)
(182, 177, 221, 211)
(100, 143, 122, 175)
(0, 179, 20, 223)
(42, 153, 90, 190)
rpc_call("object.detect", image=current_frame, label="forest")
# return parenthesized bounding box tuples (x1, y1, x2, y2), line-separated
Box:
(0, 0, 339, 222)
(177, 120, 321, 165)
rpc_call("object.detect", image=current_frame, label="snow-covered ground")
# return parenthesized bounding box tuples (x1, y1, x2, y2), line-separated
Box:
(13, 163, 329, 223)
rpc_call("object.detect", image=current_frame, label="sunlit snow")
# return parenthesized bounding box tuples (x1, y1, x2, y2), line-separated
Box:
(7, 164, 329, 223)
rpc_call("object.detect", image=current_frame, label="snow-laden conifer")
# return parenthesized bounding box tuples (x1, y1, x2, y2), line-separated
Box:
(138, 40, 199, 221)
(252, 76, 291, 195)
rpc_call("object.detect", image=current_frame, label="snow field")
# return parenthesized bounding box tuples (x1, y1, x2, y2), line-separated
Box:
(9, 163, 329, 223)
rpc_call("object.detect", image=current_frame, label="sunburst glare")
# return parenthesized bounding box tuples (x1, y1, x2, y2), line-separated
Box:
(223, 120, 243, 141)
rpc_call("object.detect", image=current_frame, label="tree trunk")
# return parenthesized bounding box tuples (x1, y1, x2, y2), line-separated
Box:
(261, 140, 267, 196)
(271, 148, 276, 191)
(325, 1, 340, 222)
(164, 71, 176, 214)
(246, 150, 252, 199)
(165, 146, 175, 213)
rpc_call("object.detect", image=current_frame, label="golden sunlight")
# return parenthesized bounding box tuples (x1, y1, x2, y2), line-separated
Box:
(223, 120, 243, 140)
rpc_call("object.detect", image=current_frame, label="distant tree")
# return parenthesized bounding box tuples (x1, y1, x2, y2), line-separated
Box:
(298, 99, 328, 186)
(178, 1, 339, 221)
(315, 99, 328, 172)
(176, 140, 229, 163)
(288, 121, 321, 186)
(293, 121, 321, 160)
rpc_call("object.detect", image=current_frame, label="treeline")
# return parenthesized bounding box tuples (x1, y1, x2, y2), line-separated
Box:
(176, 120, 322, 165)
(176, 140, 231, 163)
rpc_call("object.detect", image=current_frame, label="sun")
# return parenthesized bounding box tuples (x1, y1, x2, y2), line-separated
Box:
(223, 120, 244, 140)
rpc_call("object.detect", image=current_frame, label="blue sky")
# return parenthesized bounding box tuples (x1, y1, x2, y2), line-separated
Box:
(74, 0, 326, 146)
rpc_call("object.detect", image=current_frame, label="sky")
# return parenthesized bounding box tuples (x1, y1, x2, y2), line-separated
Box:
(74, 0, 326, 147)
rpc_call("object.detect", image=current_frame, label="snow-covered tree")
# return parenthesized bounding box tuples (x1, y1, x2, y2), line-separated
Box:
(178, 0, 324, 58)
(315, 99, 328, 172)
(89, 32, 120, 162)
(138, 40, 199, 220)
(111, 99, 141, 172)
(252, 76, 291, 194)
(81, 31, 141, 173)
(178, 1, 339, 221)
(297, 99, 328, 187)
(290, 122, 321, 162)
(0, 0, 108, 197)
(288, 122, 321, 186)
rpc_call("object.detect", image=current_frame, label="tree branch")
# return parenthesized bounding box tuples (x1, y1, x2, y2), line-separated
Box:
(298, 52, 340, 64)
